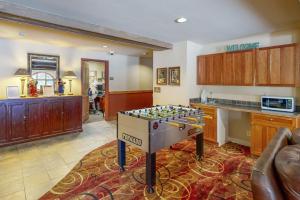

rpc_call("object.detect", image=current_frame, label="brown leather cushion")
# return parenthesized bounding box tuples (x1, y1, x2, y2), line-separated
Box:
(291, 129, 300, 145)
(275, 144, 300, 200)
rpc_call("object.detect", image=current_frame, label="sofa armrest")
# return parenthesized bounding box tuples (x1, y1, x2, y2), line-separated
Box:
(291, 128, 300, 144)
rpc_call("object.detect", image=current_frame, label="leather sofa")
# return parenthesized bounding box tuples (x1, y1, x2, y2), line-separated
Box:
(251, 128, 300, 200)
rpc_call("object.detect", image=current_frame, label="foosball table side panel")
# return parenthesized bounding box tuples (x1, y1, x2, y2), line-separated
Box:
(117, 113, 150, 152)
(150, 122, 203, 153)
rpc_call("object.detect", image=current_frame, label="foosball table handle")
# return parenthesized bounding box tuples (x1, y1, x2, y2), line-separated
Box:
(203, 115, 213, 120)
(166, 122, 185, 129)
(191, 124, 203, 129)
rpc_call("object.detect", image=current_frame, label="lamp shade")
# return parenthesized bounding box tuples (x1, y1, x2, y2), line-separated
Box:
(14, 68, 30, 77)
(63, 71, 77, 79)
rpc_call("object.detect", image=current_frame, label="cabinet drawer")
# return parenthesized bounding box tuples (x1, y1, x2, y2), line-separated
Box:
(251, 113, 295, 127)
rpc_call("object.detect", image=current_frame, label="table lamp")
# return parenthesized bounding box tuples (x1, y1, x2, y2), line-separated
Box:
(63, 71, 77, 95)
(14, 68, 30, 97)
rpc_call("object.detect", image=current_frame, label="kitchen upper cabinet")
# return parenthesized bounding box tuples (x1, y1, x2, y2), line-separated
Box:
(197, 56, 207, 85)
(256, 44, 296, 86)
(197, 53, 223, 85)
(255, 49, 268, 85)
(0, 103, 8, 143)
(223, 50, 254, 85)
(7, 102, 27, 141)
(197, 43, 298, 87)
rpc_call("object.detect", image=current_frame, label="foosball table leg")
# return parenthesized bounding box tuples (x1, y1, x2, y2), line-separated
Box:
(146, 152, 156, 193)
(118, 140, 126, 172)
(196, 133, 204, 161)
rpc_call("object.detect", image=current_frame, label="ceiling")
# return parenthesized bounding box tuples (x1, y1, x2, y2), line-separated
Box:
(0, 20, 152, 56)
(1, 0, 300, 44)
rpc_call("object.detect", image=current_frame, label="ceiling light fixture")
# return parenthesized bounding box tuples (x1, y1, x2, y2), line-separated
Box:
(103, 45, 108, 48)
(175, 17, 187, 23)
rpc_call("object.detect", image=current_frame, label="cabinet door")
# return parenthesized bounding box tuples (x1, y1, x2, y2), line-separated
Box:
(223, 53, 234, 85)
(63, 97, 82, 132)
(197, 56, 207, 84)
(213, 54, 223, 84)
(232, 52, 243, 85)
(8, 102, 27, 141)
(265, 126, 278, 147)
(243, 51, 254, 85)
(27, 100, 44, 138)
(206, 55, 214, 84)
(49, 100, 64, 134)
(256, 49, 268, 85)
(269, 48, 281, 85)
(281, 46, 295, 85)
(0, 103, 8, 143)
(251, 124, 265, 156)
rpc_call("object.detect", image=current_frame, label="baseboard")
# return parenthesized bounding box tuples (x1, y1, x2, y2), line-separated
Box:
(227, 137, 250, 147)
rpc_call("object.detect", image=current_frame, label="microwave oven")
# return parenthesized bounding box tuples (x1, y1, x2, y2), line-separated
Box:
(261, 96, 295, 113)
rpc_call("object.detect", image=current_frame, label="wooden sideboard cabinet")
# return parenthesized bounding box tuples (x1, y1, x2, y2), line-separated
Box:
(0, 96, 82, 147)
(250, 113, 299, 156)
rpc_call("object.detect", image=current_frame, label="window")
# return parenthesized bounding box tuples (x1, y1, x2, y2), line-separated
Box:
(32, 72, 55, 90)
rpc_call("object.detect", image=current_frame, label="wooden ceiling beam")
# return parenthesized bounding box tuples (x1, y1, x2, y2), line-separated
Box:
(0, 2, 172, 50)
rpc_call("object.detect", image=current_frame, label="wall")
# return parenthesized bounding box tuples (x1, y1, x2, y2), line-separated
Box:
(153, 27, 300, 106)
(139, 57, 153, 90)
(0, 37, 153, 98)
(153, 41, 188, 105)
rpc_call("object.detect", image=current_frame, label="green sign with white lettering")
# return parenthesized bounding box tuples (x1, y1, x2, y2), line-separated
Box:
(225, 42, 259, 52)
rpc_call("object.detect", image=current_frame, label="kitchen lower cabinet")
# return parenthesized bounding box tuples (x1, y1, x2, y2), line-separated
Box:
(0, 96, 83, 147)
(192, 104, 217, 143)
(250, 113, 298, 156)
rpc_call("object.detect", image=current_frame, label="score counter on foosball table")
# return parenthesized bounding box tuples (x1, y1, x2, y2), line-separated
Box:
(117, 105, 211, 193)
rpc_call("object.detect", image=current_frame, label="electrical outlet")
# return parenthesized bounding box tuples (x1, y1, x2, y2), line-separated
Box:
(246, 131, 251, 137)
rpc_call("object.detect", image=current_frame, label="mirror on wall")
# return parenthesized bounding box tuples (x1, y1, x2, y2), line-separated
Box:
(27, 53, 60, 90)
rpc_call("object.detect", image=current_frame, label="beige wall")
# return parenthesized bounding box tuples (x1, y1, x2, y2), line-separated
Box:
(0, 37, 153, 98)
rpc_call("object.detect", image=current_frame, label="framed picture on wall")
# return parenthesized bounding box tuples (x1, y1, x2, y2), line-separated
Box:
(156, 67, 168, 85)
(168, 67, 180, 86)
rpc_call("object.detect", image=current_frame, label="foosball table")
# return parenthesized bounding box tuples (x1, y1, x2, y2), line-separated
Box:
(117, 105, 208, 193)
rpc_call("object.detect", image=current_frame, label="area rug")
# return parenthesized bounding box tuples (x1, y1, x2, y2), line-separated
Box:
(40, 139, 255, 200)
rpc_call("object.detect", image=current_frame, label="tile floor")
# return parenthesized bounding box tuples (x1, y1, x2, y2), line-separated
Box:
(0, 121, 116, 200)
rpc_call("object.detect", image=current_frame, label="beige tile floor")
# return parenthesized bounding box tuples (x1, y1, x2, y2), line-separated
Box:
(0, 120, 116, 200)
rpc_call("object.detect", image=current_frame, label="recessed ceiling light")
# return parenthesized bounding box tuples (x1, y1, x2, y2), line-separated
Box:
(175, 17, 187, 23)
(103, 45, 108, 48)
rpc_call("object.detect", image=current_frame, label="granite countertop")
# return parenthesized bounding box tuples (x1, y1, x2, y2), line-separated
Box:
(191, 102, 300, 118)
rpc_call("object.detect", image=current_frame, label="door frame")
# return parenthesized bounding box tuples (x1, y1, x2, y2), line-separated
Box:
(81, 58, 110, 121)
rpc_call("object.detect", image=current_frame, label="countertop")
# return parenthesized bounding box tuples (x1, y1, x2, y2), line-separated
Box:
(0, 95, 82, 101)
(190, 102, 300, 118)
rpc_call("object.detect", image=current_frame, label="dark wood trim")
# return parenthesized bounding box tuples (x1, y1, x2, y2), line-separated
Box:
(81, 58, 110, 121)
(106, 90, 153, 121)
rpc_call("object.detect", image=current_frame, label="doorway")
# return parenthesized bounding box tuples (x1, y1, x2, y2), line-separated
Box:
(81, 58, 109, 123)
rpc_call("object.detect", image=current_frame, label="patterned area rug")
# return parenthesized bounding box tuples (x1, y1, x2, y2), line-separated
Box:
(40, 139, 255, 200)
